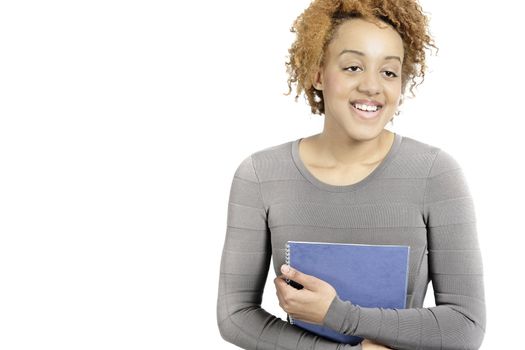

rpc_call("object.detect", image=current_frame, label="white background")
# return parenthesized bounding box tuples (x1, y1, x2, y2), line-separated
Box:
(0, 0, 522, 349)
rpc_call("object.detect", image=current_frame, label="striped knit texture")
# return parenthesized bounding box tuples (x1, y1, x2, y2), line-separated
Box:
(217, 133, 486, 350)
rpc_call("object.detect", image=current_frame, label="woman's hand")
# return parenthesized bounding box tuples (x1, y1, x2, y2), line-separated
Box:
(274, 264, 337, 325)
(361, 339, 392, 349)
(274, 266, 391, 348)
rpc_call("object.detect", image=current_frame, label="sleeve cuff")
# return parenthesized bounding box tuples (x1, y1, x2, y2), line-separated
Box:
(322, 294, 360, 336)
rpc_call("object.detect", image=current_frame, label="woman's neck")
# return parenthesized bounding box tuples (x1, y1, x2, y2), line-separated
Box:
(309, 129, 394, 168)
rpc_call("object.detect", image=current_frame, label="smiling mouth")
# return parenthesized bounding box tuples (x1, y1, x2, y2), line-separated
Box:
(350, 102, 383, 112)
(349, 102, 383, 120)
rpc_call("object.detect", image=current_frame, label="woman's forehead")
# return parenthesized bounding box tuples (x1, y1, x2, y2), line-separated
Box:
(327, 18, 404, 61)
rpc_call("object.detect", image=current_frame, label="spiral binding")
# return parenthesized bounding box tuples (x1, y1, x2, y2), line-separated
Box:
(285, 241, 294, 325)
(285, 242, 291, 283)
(285, 242, 290, 262)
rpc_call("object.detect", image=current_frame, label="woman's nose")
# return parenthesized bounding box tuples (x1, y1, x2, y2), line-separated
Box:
(357, 71, 382, 95)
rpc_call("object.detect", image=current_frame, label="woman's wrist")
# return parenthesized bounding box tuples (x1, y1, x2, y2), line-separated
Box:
(322, 294, 360, 336)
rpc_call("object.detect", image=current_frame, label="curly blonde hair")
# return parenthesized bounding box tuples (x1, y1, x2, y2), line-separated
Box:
(284, 0, 438, 116)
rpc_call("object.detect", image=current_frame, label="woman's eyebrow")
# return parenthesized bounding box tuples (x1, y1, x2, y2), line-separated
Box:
(339, 49, 401, 63)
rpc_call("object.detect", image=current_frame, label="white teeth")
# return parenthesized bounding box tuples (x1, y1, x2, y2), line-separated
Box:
(352, 103, 380, 112)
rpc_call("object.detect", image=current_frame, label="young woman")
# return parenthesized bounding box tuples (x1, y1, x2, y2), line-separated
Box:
(217, 1, 486, 349)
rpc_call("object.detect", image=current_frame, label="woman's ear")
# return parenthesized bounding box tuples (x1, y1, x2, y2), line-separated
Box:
(312, 67, 324, 91)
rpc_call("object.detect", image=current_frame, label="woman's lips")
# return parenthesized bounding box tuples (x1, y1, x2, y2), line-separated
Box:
(350, 103, 382, 120)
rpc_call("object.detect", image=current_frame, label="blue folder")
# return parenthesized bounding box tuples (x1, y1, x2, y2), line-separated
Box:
(285, 241, 410, 345)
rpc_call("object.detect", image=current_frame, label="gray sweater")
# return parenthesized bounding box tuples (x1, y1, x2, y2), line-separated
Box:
(217, 133, 486, 350)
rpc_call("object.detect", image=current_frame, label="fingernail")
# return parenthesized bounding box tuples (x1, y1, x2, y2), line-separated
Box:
(281, 264, 290, 274)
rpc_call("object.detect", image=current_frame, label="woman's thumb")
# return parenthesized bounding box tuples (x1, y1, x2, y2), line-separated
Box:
(281, 264, 313, 288)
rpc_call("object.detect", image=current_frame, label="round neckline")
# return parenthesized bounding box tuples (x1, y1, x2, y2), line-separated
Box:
(291, 132, 403, 192)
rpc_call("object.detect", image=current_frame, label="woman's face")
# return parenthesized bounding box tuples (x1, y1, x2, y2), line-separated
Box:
(314, 18, 404, 141)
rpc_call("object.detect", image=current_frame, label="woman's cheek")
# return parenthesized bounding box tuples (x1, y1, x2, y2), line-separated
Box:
(326, 74, 350, 98)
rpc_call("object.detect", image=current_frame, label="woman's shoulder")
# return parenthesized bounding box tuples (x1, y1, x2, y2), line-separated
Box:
(240, 138, 297, 163)
(252, 139, 296, 157)
(398, 134, 440, 155)
(231, 138, 297, 179)
(398, 134, 464, 176)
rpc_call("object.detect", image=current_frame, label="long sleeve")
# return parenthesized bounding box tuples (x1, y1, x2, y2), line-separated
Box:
(321, 149, 487, 350)
(217, 155, 362, 350)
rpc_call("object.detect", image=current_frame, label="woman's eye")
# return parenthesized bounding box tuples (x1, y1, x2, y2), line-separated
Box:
(344, 66, 361, 72)
(384, 71, 398, 78)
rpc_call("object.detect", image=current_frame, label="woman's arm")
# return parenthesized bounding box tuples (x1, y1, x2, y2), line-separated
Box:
(217, 155, 362, 350)
(320, 149, 487, 350)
